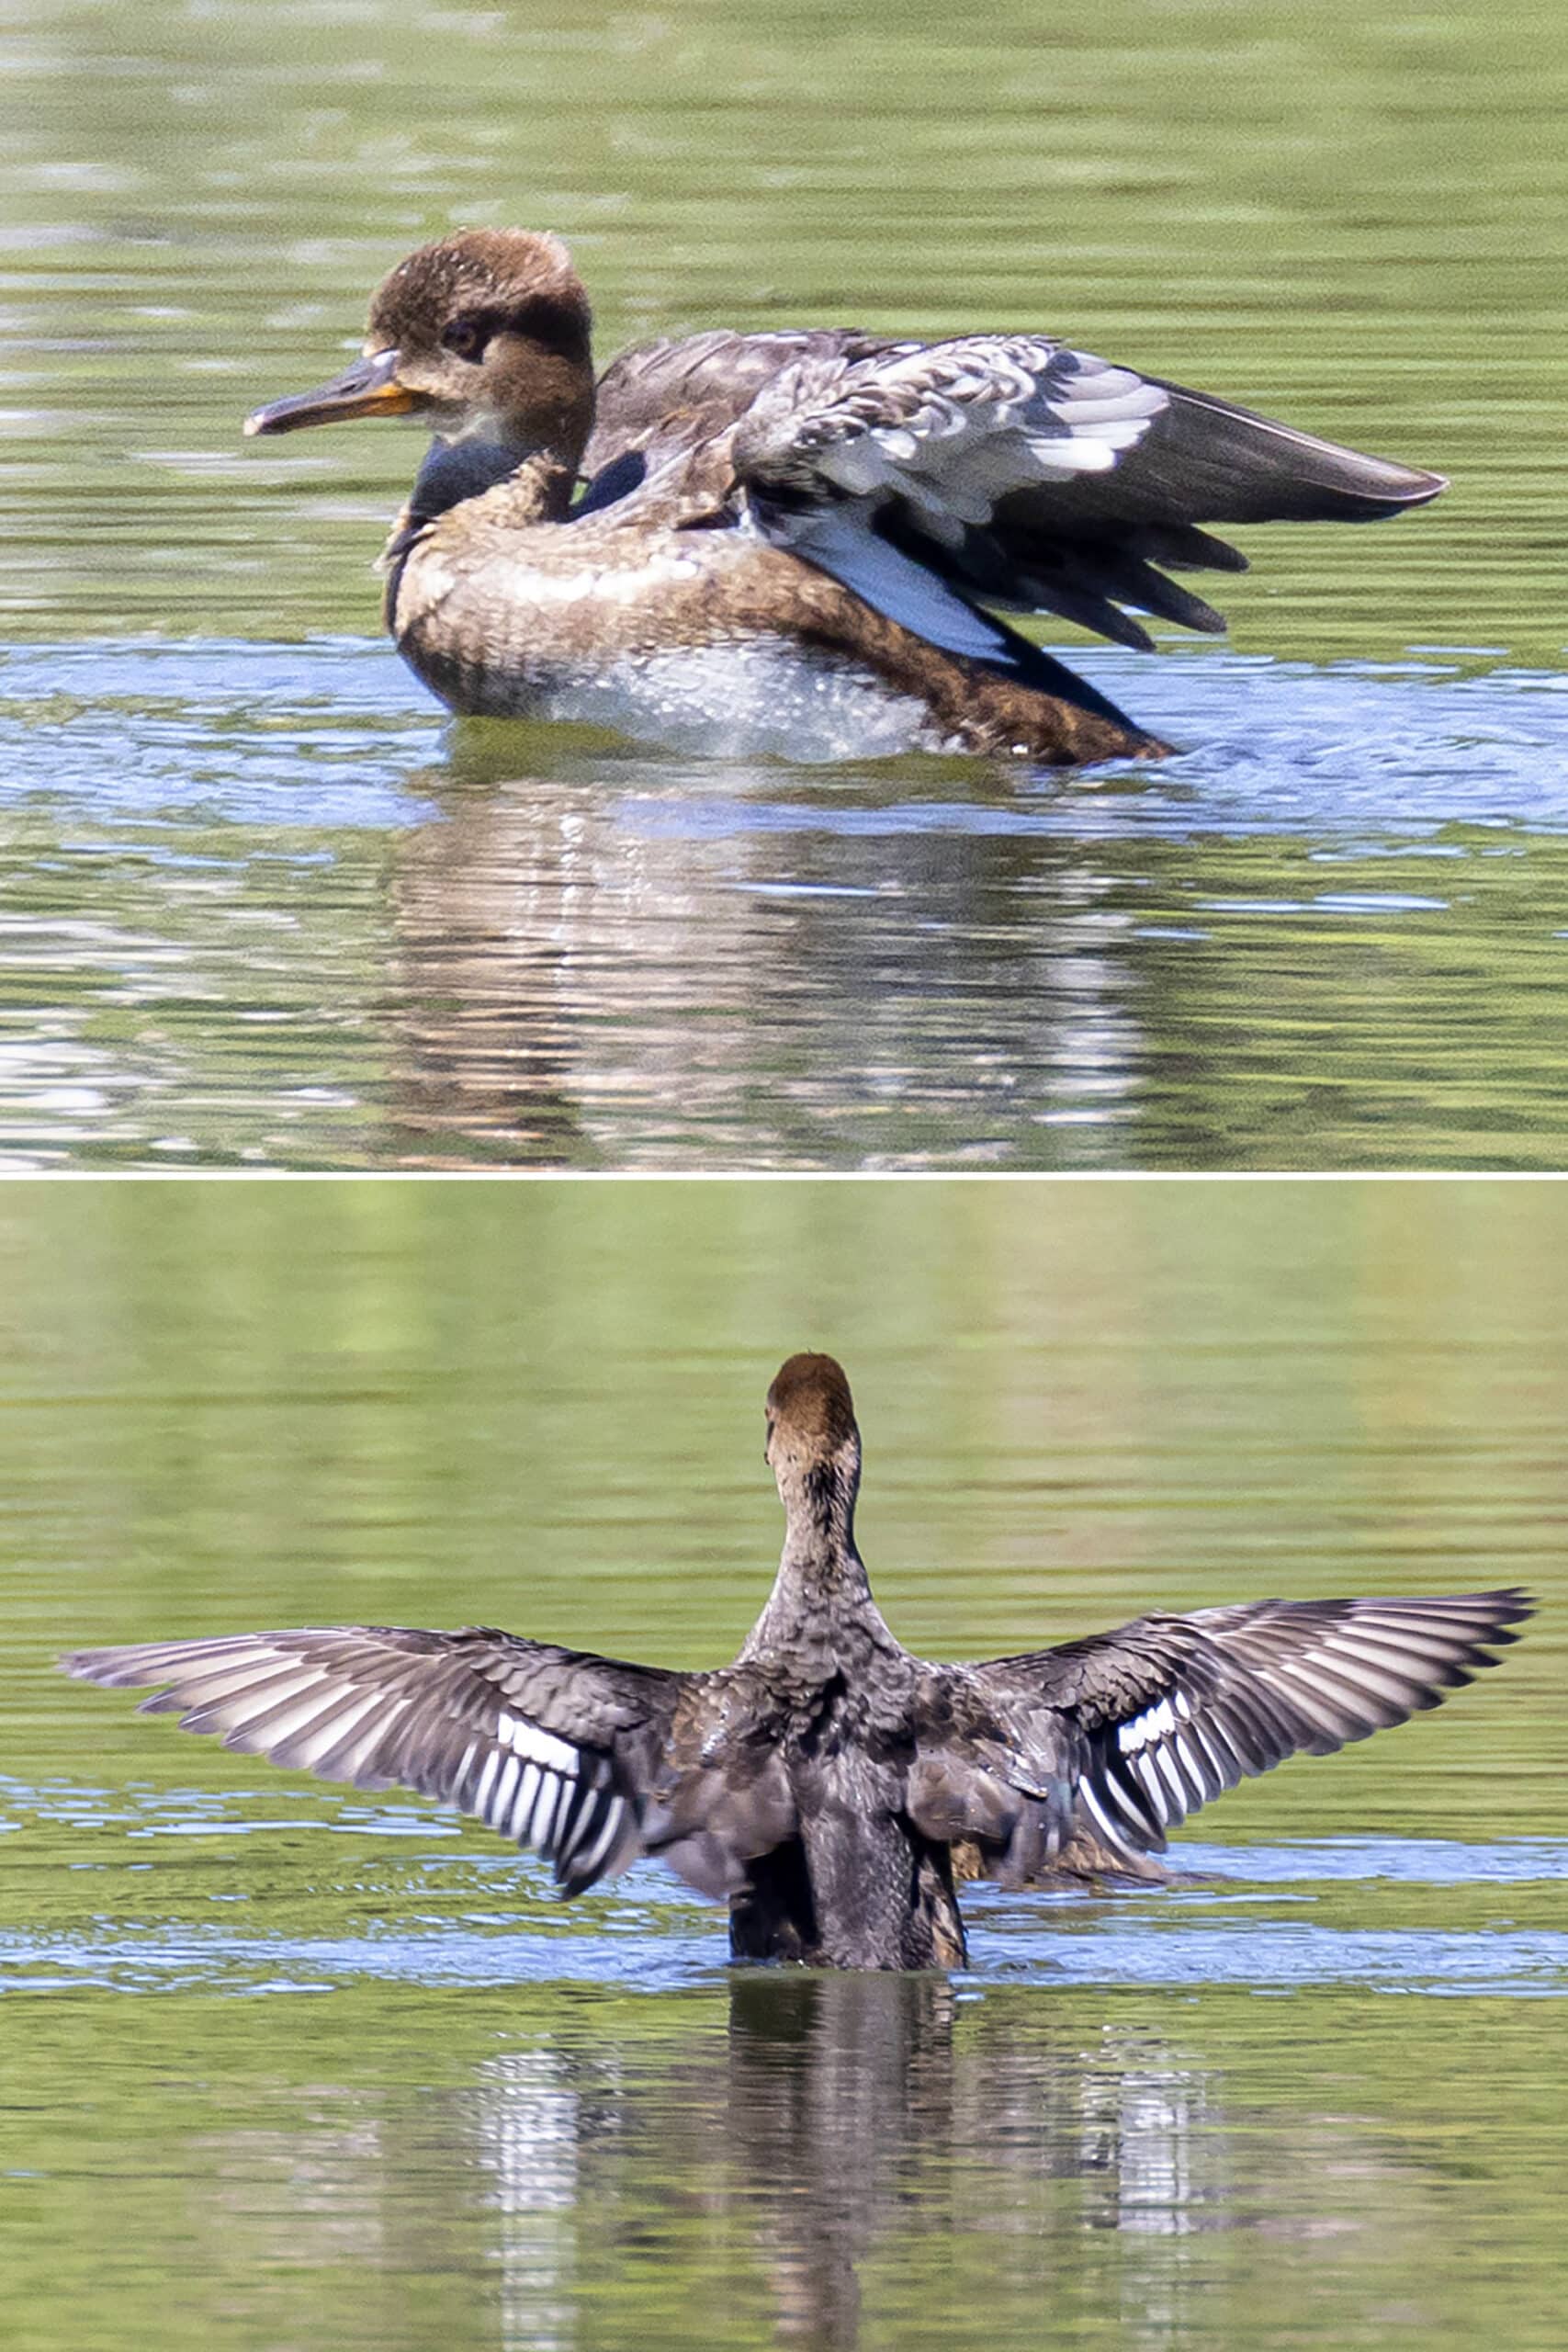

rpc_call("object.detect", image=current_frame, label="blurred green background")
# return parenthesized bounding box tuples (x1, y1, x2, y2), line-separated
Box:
(5, 0, 1562, 658)
(3, 1175, 1566, 2352)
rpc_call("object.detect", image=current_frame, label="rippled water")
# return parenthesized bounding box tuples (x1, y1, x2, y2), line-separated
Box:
(4, 0, 1568, 1166)
(5, 639, 1568, 1167)
(3, 1182, 1566, 2347)
(6, 1765, 1567, 1998)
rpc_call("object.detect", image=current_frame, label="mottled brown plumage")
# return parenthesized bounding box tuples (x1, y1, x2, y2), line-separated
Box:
(62, 1354, 1527, 1971)
(243, 229, 1445, 764)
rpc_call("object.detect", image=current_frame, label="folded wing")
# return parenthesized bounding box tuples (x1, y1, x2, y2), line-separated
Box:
(62, 1626, 684, 1896)
(587, 328, 885, 470)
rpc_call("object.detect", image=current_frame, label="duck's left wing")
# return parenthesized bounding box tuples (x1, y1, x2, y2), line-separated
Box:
(62, 1625, 684, 1895)
(967, 1589, 1529, 1869)
(729, 334, 1442, 659)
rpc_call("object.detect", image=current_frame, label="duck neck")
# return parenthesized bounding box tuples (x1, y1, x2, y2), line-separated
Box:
(380, 443, 577, 628)
(404, 435, 577, 529)
(741, 1441, 884, 1661)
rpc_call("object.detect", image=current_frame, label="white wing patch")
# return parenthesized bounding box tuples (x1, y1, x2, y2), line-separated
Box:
(423, 1702, 630, 1890)
(1080, 1680, 1234, 1859)
(1116, 1686, 1192, 1754)
(495, 1710, 580, 1776)
(747, 338, 1169, 530)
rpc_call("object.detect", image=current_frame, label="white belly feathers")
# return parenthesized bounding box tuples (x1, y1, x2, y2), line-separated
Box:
(466, 637, 942, 762)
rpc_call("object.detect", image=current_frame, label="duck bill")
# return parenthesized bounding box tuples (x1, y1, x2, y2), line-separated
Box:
(243, 347, 418, 436)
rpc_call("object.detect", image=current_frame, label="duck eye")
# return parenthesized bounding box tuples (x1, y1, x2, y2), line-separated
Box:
(440, 315, 489, 362)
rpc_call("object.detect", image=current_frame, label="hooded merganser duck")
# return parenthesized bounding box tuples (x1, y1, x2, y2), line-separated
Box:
(243, 231, 1445, 766)
(63, 1353, 1526, 1971)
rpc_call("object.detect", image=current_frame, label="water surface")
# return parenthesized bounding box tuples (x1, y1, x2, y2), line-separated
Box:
(3, 0, 1568, 1166)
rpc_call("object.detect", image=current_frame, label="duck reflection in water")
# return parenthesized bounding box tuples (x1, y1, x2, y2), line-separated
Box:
(379, 742, 1147, 1167)
(636, 1973, 1213, 2352)
(179, 1963, 1488, 2352)
(66, 1356, 1526, 1969)
(459, 1973, 1218, 2352)
(189, 1977, 1226, 2351)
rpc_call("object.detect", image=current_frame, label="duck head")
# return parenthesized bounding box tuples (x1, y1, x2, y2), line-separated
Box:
(243, 230, 595, 469)
(765, 1352, 863, 1533)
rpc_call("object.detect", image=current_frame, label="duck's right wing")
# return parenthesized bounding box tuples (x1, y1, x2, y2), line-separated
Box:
(62, 1625, 686, 1896)
(592, 329, 885, 456)
(972, 1588, 1529, 1869)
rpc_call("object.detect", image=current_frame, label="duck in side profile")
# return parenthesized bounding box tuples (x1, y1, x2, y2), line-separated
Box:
(64, 1353, 1527, 1972)
(243, 231, 1445, 765)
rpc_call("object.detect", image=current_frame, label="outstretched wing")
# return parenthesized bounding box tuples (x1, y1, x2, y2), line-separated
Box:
(968, 1589, 1529, 1870)
(728, 334, 1444, 659)
(62, 1626, 684, 1896)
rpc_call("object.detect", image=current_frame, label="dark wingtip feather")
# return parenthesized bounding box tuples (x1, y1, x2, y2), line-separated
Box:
(1142, 524, 1251, 575)
(1122, 565, 1228, 637)
(1338, 469, 1447, 521)
(60, 1647, 144, 1689)
(1320, 459, 1447, 517)
(1124, 381, 1450, 526)
(1469, 1587, 1533, 1639)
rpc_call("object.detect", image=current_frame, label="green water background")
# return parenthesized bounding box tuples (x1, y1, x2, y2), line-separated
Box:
(2, 1178, 1565, 2346)
(6, 0, 1561, 658)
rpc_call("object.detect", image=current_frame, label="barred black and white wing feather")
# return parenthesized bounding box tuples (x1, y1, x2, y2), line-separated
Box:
(62, 1627, 684, 1896)
(973, 1589, 1529, 1870)
(727, 334, 1445, 662)
(736, 337, 1169, 514)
